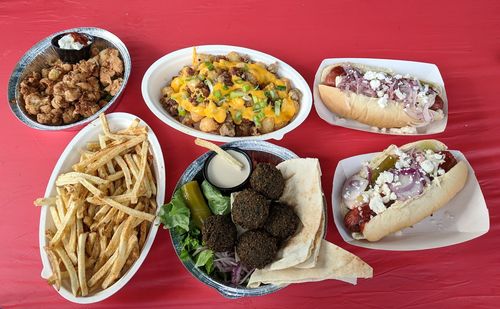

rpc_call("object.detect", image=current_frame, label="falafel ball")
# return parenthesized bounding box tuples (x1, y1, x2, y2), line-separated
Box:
(232, 190, 269, 229)
(202, 215, 237, 252)
(264, 202, 300, 240)
(236, 230, 278, 269)
(250, 163, 285, 200)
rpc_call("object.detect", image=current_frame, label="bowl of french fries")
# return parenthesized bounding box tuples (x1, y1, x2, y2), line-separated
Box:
(35, 113, 165, 303)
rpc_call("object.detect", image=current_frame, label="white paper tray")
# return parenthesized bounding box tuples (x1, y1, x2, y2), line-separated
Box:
(313, 58, 449, 135)
(332, 151, 489, 251)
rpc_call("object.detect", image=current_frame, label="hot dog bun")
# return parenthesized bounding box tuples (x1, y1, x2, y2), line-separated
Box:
(318, 63, 443, 128)
(344, 139, 468, 242)
(363, 160, 467, 241)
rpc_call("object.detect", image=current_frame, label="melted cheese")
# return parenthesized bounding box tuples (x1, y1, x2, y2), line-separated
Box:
(168, 55, 298, 127)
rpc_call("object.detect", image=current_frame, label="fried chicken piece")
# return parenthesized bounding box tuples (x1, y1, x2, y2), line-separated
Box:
(98, 48, 124, 86)
(104, 78, 123, 96)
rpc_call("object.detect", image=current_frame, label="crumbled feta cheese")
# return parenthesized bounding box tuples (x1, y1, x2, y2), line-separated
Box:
(381, 183, 392, 197)
(361, 193, 369, 203)
(363, 71, 377, 80)
(335, 75, 343, 86)
(389, 126, 417, 135)
(416, 91, 433, 106)
(394, 88, 407, 100)
(394, 74, 402, 79)
(377, 90, 385, 98)
(433, 153, 444, 160)
(395, 147, 412, 168)
(376, 171, 394, 185)
(370, 79, 381, 90)
(420, 160, 435, 174)
(382, 84, 389, 91)
(369, 195, 387, 214)
(390, 192, 397, 200)
(376, 73, 386, 80)
(377, 94, 388, 108)
(438, 168, 445, 176)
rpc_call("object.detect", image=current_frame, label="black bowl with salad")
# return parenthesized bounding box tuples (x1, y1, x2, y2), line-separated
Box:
(159, 140, 298, 298)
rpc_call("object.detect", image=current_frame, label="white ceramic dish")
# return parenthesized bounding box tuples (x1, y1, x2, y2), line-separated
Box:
(38, 112, 165, 304)
(332, 150, 489, 251)
(141, 45, 312, 142)
(313, 58, 448, 135)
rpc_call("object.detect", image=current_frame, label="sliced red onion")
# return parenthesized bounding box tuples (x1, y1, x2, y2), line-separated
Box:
(231, 264, 242, 285)
(238, 267, 255, 285)
(342, 175, 369, 208)
(389, 168, 424, 201)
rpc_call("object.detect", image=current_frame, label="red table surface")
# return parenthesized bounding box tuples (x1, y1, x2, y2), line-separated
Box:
(1, 0, 499, 308)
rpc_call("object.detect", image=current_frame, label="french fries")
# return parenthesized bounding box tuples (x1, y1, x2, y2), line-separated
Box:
(36, 114, 157, 297)
(195, 138, 244, 170)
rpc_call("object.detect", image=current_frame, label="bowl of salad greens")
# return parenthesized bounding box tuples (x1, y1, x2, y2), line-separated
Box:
(159, 140, 298, 298)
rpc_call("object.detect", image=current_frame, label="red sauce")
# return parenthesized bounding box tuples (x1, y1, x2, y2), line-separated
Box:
(69, 32, 90, 46)
(438, 151, 458, 172)
(324, 66, 345, 87)
(430, 96, 444, 111)
(344, 204, 374, 233)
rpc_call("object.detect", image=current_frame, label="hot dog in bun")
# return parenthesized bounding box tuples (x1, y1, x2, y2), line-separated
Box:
(341, 140, 467, 242)
(318, 63, 445, 129)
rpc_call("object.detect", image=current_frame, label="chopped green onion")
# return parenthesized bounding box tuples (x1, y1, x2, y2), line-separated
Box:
(253, 112, 265, 127)
(178, 105, 186, 116)
(230, 91, 245, 99)
(254, 85, 260, 90)
(269, 90, 277, 99)
(242, 84, 251, 92)
(274, 100, 282, 116)
(204, 61, 214, 71)
(276, 85, 287, 91)
(196, 96, 204, 103)
(213, 90, 222, 100)
(234, 111, 242, 123)
(204, 79, 214, 92)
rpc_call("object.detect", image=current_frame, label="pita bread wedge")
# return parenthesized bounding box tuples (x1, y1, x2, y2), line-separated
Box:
(264, 158, 324, 271)
(293, 210, 324, 269)
(247, 239, 373, 287)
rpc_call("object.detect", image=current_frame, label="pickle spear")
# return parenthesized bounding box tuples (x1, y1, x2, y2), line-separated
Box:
(370, 155, 397, 184)
(181, 181, 212, 229)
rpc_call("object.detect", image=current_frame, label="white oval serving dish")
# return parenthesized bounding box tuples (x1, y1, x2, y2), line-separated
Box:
(38, 112, 165, 304)
(141, 45, 312, 142)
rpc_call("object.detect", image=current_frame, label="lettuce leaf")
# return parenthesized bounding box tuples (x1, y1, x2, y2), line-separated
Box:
(201, 180, 230, 215)
(159, 189, 190, 232)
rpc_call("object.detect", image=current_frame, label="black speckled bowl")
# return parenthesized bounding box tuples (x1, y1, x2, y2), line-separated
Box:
(51, 32, 93, 64)
(202, 146, 253, 195)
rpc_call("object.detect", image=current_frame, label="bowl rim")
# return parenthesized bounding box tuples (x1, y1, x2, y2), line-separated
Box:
(7, 26, 131, 131)
(169, 140, 299, 298)
(141, 44, 312, 142)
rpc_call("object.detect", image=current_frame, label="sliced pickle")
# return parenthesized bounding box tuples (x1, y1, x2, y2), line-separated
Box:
(370, 155, 397, 184)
